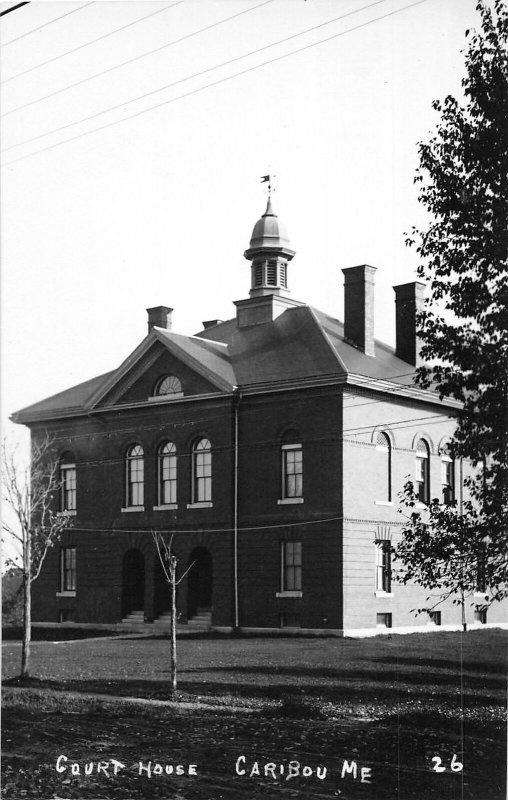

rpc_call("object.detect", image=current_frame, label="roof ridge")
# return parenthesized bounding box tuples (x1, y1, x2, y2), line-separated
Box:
(306, 306, 348, 373)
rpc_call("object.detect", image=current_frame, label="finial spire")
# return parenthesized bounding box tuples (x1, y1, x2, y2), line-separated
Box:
(260, 172, 276, 199)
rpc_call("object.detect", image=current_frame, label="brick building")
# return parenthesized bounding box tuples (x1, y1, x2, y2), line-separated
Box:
(12, 198, 505, 635)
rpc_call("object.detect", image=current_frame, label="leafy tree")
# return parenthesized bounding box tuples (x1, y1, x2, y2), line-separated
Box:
(395, 1, 508, 613)
(2, 436, 72, 678)
(394, 482, 491, 630)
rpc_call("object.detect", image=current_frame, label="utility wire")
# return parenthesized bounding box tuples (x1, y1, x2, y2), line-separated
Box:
(0, 3, 29, 19)
(2, 0, 430, 167)
(3, 0, 386, 150)
(2, 2, 93, 45)
(69, 516, 347, 535)
(43, 412, 454, 455)
(2, 0, 275, 117)
(2, 2, 183, 82)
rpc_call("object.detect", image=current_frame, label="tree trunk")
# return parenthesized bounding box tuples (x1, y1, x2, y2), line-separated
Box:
(21, 535, 31, 679)
(461, 588, 467, 632)
(170, 556, 177, 693)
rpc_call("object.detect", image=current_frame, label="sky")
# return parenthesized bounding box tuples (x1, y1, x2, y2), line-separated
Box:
(1, 0, 481, 457)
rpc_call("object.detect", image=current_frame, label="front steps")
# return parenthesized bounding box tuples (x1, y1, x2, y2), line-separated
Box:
(186, 608, 212, 631)
(119, 608, 212, 632)
(120, 610, 145, 627)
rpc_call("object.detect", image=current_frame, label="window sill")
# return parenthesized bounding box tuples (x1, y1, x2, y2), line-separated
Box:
(374, 501, 393, 507)
(474, 592, 489, 598)
(56, 591, 76, 597)
(57, 510, 77, 517)
(121, 506, 145, 513)
(277, 498, 304, 505)
(276, 591, 303, 598)
(153, 504, 178, 511)
(375, 591, 393, 597)
(187, 502, 213, 509)
(414, 502, 427, 509)
(148, 393, 184, 402)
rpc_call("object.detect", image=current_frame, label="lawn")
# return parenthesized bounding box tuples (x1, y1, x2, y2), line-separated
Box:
(2, 629, 506, 800)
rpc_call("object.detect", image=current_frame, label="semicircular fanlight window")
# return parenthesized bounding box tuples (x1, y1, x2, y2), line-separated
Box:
(155, 375, 182, 396)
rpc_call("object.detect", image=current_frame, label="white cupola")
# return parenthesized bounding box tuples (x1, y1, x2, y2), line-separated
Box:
(243, 196, 295, 297)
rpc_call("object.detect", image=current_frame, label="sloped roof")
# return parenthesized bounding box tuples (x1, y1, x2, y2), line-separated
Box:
(155, 329, 236, 389)
(195, 305, 416, 388)
(11, 371, 115, 423)
(12, 300, 448, 425)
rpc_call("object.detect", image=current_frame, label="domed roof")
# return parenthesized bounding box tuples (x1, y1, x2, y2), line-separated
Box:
(247, 197, 292, 251)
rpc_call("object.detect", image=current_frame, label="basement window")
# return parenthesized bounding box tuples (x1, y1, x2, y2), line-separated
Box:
(474, 607, 487, 624)
(428, 611, 442, 626)
(280, 613, 301, 629)
(376, 612, 392, 628)
(58, 609, 76, 623)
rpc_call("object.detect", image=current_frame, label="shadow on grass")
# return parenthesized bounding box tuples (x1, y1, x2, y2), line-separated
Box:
(3, 673, 503, 709)
(180, 663, 506, 691)
(373, 655, 506, 674)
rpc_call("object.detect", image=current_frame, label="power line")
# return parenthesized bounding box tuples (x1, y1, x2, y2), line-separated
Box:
(0, 2, 29, 19)
(2, 0, 430, 167)
(2, 0, 275, 117)
(3, 0, 387, 150)
(2, 2, 93, 45)
(69, 515, 346, 535)
(2, 2, 183, 83)
(42, 410, 454, 455)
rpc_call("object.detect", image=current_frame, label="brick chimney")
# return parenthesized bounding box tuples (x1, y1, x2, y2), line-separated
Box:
(341, 265, 377, 357)
(393, 282, 425, 364)
(147, 306, 173, 334)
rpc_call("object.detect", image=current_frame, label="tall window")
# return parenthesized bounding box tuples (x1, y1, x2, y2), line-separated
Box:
(60, 454, 76, 511)
(376, 541, 391, 593)
(193, 438, 212, 503)
(477, 546, 487, 593)
(281, 541, 302, 592)
(60, 547, 76, 592)
(415, 439, 430, 503)
(282, 444, 303, 499)
(376, 432, 391, 501)
(126, 444, 144, 507)
(158, 442, 177, 505)
(441, 455, 454, 504)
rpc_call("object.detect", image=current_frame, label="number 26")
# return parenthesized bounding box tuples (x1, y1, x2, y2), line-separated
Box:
(432, 754, 463, 772)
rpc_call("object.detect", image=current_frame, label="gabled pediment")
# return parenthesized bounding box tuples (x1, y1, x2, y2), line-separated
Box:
(86, 328, 236, 410)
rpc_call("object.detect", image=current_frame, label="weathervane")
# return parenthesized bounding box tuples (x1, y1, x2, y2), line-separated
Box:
(260, 173, 276, 197)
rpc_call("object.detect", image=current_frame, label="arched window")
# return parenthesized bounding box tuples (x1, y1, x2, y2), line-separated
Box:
(158, 442, 177, 505)
(153, 375, 182, 396)
(126, 445, 144, 507)
(376, 432, 391, 502)
(60, 452, 76, 511)
(415, 439, 430, 503)
(192, 438, 212, 503)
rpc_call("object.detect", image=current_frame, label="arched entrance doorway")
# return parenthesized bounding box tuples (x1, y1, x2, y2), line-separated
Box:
(122, 549, 145, 617)
(187, 547, 212, 620)
(153, 555, 171, 619)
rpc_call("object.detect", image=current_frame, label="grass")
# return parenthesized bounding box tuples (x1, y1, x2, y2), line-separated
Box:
(2, 629, 507, 799)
